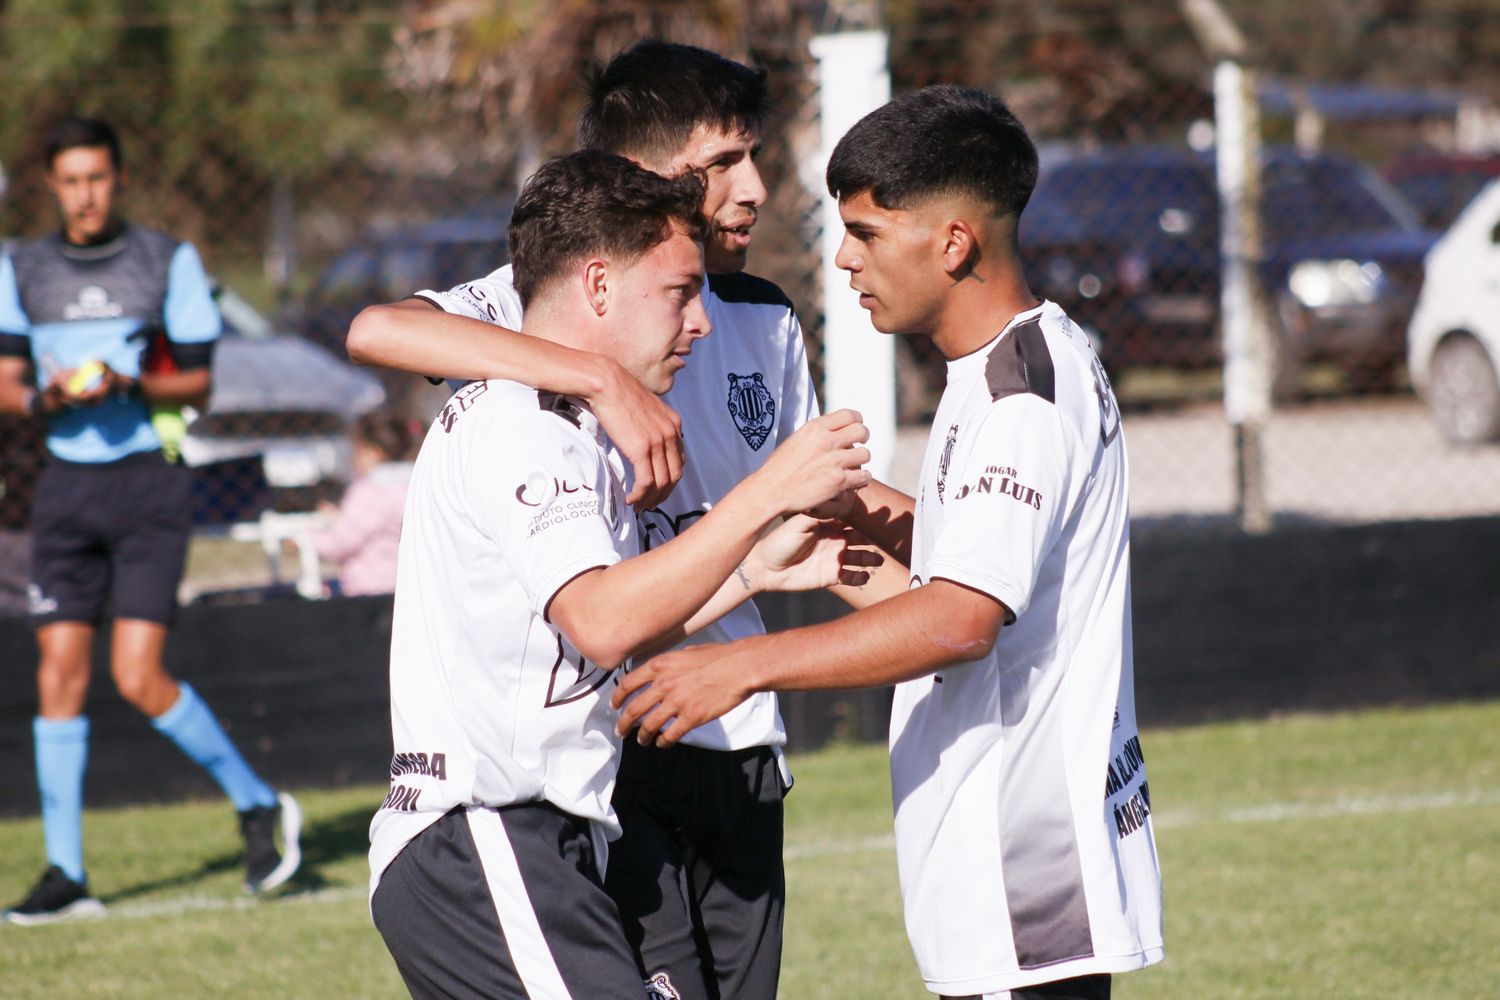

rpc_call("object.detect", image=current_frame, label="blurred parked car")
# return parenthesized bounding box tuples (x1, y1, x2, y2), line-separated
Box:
(1383, 152, 1500, 232)
(1020, 146, 1438, 394)
(183, 284, 387, 516)
(286, 208, 512, 353)
(1406, 179, 1500, 445)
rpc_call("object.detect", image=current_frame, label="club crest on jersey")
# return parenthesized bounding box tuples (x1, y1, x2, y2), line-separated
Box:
(936, 423, 959, 503)
(726, 372, 775, 450)
(644, 972, 681, 1000)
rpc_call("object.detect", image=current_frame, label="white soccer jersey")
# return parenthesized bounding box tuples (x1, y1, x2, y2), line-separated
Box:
(368, 378, 635, 896)
(414, 265, 819, 760)
(892, 301, 1164, 995)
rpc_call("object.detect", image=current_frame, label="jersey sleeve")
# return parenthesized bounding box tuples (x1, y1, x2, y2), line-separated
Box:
(410, 265, 524, 390)
(162, 242, 221, 369)
(0, 252, 31, 357)
(924, 396, 1077, 623)
(470, 411, 623, 617)
(774, 307, 820, 445)
(413, 264, 525, 331)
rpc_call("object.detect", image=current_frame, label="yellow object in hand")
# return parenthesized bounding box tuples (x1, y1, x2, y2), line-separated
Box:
(152, 405, 188, 464)
(66, 360, 107, 395)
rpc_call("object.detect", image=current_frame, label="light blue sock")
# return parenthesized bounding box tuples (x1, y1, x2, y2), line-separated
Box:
(151, 683, 275, 812)
(35, 716, 89, 884)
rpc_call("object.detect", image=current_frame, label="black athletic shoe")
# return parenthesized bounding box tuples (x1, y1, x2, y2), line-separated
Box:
(239, 792, 303, 894)
(3, 865, 106, 925)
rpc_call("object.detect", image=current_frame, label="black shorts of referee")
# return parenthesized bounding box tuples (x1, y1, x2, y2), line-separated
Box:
(605, 738, 788, 1000)
(29, 450, 191, 627)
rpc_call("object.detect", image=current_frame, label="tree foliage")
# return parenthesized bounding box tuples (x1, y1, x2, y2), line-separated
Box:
(0, 0, 404, 244)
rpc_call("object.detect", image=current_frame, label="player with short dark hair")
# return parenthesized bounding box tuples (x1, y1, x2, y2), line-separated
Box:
(615, 85, 1165, 1000)
(0, 116, 300, 924)
(348, 41, 825, 1000)
(366, 148, 871, 1000)
(576, 38, 767, 174)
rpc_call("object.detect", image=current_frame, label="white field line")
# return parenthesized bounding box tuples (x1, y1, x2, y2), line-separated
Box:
(108, 884, 366, 921)
(76, 786, 1500, 923)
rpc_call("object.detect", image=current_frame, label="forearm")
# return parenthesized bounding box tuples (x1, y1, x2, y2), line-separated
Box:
(139, 367, 211, 407)
(842, 479, 915, 565)
(829, 550, 910, 611)
(555, 484, 780, 666)
(348, 301, 617, 396)
(612, 580, 1008, 744)
(634, 560, 759, 661)
(742, 582, 1000, 692)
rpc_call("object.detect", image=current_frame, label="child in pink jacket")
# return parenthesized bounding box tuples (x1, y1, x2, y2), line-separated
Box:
(313, 411, 414, 596)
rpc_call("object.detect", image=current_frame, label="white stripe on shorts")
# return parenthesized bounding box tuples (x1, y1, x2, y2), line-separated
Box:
(465, 806, 573, 1000)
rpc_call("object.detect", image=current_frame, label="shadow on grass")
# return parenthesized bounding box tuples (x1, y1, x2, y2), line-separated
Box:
(101, 802, 375, 903)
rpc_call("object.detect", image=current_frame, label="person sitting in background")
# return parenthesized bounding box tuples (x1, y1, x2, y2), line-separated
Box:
(312, 410, 414, 596)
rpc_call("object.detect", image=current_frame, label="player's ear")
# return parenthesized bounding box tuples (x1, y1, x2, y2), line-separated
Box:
(941, 218, 980, 280)
(583, 258, 610, 317)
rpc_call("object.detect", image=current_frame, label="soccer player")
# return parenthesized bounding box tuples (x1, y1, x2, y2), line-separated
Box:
(349, 41, 827, 1000)
(614, 86, 1166, 1000)
(0, 117, 300, 924)
(366, 149, 871, 999)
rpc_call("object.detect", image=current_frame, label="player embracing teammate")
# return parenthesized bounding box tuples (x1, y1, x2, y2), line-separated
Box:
(366, 148, 870, 996)
(354, 42, 832, 1000)
(358, 43, 1164, 1000)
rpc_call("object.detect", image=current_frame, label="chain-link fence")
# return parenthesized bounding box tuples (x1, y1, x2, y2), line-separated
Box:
(2, 1, 1498, 612)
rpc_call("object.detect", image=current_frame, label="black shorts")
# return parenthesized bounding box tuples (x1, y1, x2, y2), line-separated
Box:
(605, 740, 788, 1000)
(372, 803, 643, 1000)
(29, 450, 191, 628)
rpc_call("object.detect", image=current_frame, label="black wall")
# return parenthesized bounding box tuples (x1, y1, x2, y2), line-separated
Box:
(3, 517, 1498, 815)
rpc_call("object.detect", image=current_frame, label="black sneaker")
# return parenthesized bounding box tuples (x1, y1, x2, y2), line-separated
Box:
(3, 865, 106, 925)
(239, 791, 302, 894)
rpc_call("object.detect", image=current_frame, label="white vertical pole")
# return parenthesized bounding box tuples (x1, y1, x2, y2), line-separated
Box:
(1215, 59, 1273, 533)
(810, 30, 895, 480)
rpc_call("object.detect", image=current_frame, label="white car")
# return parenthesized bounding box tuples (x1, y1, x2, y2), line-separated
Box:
(1407, 178, 1500, 444)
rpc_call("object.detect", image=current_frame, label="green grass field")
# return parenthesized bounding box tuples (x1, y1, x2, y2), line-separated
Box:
(2, 699, 1497, 999)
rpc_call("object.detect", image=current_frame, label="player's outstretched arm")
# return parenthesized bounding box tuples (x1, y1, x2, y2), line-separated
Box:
(829, 546, 911, 611)
(614, 578, 1008, 746)
(348, 298, 684, 509)
(638, 514, 883, 659)
(549, 410, 872, 670)
(831, 477, 916, 566)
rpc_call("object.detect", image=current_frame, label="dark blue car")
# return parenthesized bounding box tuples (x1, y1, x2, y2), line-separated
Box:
(1020, 146, 1438, 394)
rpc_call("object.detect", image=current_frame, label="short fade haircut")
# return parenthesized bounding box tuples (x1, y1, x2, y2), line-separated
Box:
(508, 150, 707, 307)
(44, 116, 123, 171)
(826, 85, 1037, 220)
(576, 40, 768, 164)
